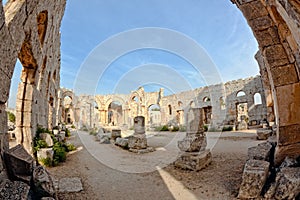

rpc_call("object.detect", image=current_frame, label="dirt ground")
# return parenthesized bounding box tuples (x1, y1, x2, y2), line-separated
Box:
(48, 129, 262, 200)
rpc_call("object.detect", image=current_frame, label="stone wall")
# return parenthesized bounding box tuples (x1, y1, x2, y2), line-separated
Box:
(0, 0, 66, 158)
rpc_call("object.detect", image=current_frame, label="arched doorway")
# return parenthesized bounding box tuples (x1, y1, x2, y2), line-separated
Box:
(148, 104, 161, 127)
(107, 101, 123, 126)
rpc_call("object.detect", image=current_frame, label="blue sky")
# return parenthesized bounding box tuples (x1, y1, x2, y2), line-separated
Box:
(7, 0, 259, 107)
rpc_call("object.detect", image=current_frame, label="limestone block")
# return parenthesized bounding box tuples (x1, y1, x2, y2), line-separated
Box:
(115, 137, 128, 149)
(280, 157, 299, 169)
(249, 16, 273, 31)
(128, 135, 147, 149)
(134, 116, 145, 134)
(39, 133, 54, 147)
(275, 143, 300, 166)
(0, 69, 11, 104)
(178, 134, 207, 152)
(32, 166, 56, 198)
(248, 142, 273, 161)
(174, 150, 212, 171)
(186, 108, 204, 134)
(37, 148, 54, 163)
(256, 128, 272, 140)
(271, 64, 298, 87)
(111, 129, 121, 141)
(238, 159, 270, 199)
(4, 144, 34, 184)
(274, 167, 300, 200)
(263, 44, 289, 68)
(239, 0, 268, 20)
(99, 135, 110, 144)
(0, 179, 30, 200)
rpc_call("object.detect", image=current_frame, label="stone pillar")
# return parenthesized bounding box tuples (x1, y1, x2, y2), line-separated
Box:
(174, 108, 212, 171)
(128, 116, 147, 150)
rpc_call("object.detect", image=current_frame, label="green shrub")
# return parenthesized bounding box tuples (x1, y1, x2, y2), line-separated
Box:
(89, 130, 97, 136)
(203, 125, 208, 132)
(53, 142, 67, 164)
(71, 124, 76, 129)
(38, 157, 53, 167)
(179, 125, 186, 132)
(7, 111, 15, 123)
(33, 138, 48, 154)
(160, 125, 169, 131)
(222, 126, 233, 132)
(172, 126, 179, 132)
(65, 128, 71, 137)
(65, 143, 76, 152)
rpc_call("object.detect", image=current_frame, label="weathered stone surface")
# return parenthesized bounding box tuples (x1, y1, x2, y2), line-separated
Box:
(248, 142, 273, 161)
(275, 142, 300, 166)
(280, 157, 299, 169)
(257, 128, 272, 140)
(128, 135, 147, 149)
(237, 120, 248, 130)
(0, 179, 30, 200)
(39, 133, 54, 147)
(134, 116, 145, 134)
(186, 108, 204, 134)
(4, 144, 34, 183)
(115, 137, 128, 148)
(111, 129, 121, 141)
(58, 177, 83, 193)
(178, 134, 207, 152)
(32, 165, 56, 198)
(99, 135, 110, 144)
(174, 150, 212, 171)
(37, 148, 54, 163)
(238, 159, 270, 199)
(128, 147, 155, 154)
(274, 167, 300, 200)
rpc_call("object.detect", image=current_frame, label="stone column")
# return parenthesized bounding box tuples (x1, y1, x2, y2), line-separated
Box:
(128, 116, 147, 150)
(174, 108, 212, 171)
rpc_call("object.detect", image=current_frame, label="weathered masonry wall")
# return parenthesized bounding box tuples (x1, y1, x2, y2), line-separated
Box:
(0, 0, 66, 161)
(231, 0, 300, 164)
(74, 76, 268, 130)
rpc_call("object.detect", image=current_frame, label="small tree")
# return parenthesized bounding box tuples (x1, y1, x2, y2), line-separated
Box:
(7, 111, 15, 123)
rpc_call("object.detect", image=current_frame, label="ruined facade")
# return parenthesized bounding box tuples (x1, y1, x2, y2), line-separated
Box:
(0, 0, 298, 192)
(72, 76, 268, 130)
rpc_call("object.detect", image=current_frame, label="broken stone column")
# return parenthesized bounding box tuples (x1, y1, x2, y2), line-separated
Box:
(174, 108, 212, 171)
(128, 116, 147, 150)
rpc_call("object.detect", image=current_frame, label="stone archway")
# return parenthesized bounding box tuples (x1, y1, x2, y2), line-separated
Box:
(231, 0, 300, 164)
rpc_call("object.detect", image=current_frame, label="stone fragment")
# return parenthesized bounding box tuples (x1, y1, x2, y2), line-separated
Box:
(134, 116, 145, 134)
(32, 165, 56, 198)
(37, 148, 54, 163)
(129, 147, 155, 154)
(248, 142, 273, 161)
(39, 133, 54, 147)
(111, 129, 121, 141)
(274, 167, 300, 200)
(4, 144, 34, 183)
(178, 134, 207, 152)
(128, 135, 147, 149)
(0, 179, 30, 200)
(280, 157, 299, 169)
(174, 150, 212, 171)
(99, 135, 110, 144)
(186, 108, 204, 134)
(238, 159, 270, 199)
(58, 177, 83, 193)
(115, 137, 128, 148)
(257, 128, 272, 140)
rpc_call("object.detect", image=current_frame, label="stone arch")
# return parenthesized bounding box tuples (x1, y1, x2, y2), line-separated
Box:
(236, 90, 246, 97)
(203, 96, 211, 102)
(232, 0, 300, 163)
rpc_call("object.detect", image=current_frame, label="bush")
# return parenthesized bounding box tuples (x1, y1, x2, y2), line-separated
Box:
(33, 138, 48, 154)
(203, 125, 208, 132)
(65, 143, 76, 152)
(38, 157, 53, 167)
(179, 125, 186, 132)
(160, 125, 169, 131)
(71, 124, 76, 129)
(65, 128, 71, 137)
(89, 129, 97, 136)
(222, 126, 233, 132)
(172, 126, 179, 132)
(7, 111, 15, 123)
(53, 142, 67, 164)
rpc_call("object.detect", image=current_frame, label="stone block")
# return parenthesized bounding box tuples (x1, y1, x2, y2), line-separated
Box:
(256, 128, 272, 140)
(178, 134, 206, 152)
(238, 159, 270, 199)
(111, 129, 121, 141)
(186, 108, 204, 134)
(39, 133, 54, 147)
(0, 179, 30, 200)
(134, 116, 145, 134)
(32, 166, 56, 198)
(248, 142, 273, 161)
(37, 148, 54, 163)
(4, 144, 34, 183)
(174, 150, 212, 171)
(99, 135, 110, 144)
(115, 137, 128, 149)
(263, 44, 289, 68)
(274, 167, 300, 200)
(128, 135, 147, 149)
(271, 64, 298, 87)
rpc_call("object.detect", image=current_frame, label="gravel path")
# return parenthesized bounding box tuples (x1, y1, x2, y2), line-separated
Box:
(48, 129, 262, 200)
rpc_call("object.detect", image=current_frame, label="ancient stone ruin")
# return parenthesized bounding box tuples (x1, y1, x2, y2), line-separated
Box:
(0, 0, 299, 199)
(174, 108, 212, 171)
